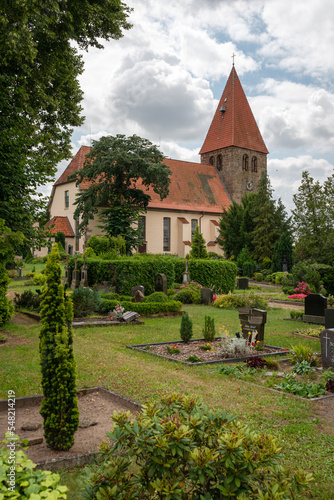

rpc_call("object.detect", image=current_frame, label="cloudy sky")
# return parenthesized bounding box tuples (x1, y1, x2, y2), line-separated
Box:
(51, 0, 334, 212)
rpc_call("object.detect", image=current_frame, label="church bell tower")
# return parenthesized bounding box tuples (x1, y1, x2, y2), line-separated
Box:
(199, 65, 268, 204)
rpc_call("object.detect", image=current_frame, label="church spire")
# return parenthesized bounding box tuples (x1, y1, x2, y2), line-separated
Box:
(199, 66, 268, 156)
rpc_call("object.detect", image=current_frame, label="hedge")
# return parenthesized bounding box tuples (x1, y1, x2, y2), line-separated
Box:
(188, 259, 237, 294)
(100, 299, 182, 315)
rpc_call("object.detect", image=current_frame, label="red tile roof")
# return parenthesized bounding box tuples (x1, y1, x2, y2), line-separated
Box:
(199, 67, 268, 155)
(46, 216, 75, 237)
(55, 148, 231, 214)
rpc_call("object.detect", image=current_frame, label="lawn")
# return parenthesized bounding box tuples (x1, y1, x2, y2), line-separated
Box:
(1, 299, 333, 498)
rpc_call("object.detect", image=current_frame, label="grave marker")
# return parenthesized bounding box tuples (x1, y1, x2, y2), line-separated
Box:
(320, 329, 334, 370)
(237, 278, 248, 290)
(155, 273, 167, 295)
(303, 294, 327, 324)
(201, 288, 213, 304)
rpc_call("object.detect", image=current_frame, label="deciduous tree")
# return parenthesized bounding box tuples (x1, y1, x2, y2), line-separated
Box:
(0, 0, 131, 242)
(72, 135, 171, 253)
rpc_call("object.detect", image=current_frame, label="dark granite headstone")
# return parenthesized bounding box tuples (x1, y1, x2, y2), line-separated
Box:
(304, 294, 327, 324)
(155, 273, 168, 295)
(237, 278, 249, 290)
(305, 294, 327, 316)
(325, 309, 334, 329)
(238, 307, 267, 342)
(131, 285, 145, 297)
(320, 329, 334, 370)
(201, 288, 213, 304)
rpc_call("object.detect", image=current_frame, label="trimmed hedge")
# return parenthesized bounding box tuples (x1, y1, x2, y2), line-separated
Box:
(100, 299, 182, 315)
(69, 257, 236, 295)
(188, 259, 237, 294)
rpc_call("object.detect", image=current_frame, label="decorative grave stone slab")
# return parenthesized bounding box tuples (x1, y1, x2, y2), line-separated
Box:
(303, 294, 327, 324)
(238, 307, 267, 342)
(71, 258, 81, 289)
(320, 329, 334, 370)
(131, 285, 144, 297)
(155, 273, 167, 295)
(122, 311, 140, 323)
(237, 278, 248, 290)
(201, 288, 213, 304)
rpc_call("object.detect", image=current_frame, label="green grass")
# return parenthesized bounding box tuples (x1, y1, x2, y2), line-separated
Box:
(1, 305, 333, 499)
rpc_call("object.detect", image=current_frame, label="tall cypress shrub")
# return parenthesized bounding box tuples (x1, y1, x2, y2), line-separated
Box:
(39, 243, 79, 450)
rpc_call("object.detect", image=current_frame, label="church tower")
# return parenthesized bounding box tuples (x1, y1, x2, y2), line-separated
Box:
(199, 65, 268, 204)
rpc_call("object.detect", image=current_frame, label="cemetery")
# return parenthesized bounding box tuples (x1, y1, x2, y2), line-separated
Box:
(1, 251, 334, 499)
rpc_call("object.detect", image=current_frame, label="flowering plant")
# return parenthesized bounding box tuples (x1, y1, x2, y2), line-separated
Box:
(288, 282, 312, 300)
(113, 303, 124, 319)
(199, 343, 212, 351)
(254, 340, 264, 351)
(167, 344, 180, 354)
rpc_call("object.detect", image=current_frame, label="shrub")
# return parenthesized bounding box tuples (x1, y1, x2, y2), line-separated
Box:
(289, 310, 303, 319)
(0, 434, 68, 498)
(39, 244, 79, 451)
(173, 289, 201, 304)
(32, 272, 47, 285)
(254, 272, 263, 282)
(189, 225, 208, 259)
(291, 343, 318, 366)
(180, 312, 193, 343)
(14, 290, 42, 312)
(0, 266, 14, 325)
(143, 291, 169, 303)
(7, 269, 17, 279)
(82, 393, 313, 499)
(214, 291, 268, 310)
(325, 379, 334, 393)
(245, 356, 268, 369)
(187, 355, 201, 363)
(291, 261, 322, 292)
(242, 260, 257, 278)
(202, 315, 216, 342)
(99, 299, 182, 315)
(262, 256, 272, 270)
(188, 259, 237, 294)
(71, 286, 102, 317)
(84, 247, 96, 258)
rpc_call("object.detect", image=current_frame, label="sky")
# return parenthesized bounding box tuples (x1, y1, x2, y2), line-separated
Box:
(49, 0, 334, 213)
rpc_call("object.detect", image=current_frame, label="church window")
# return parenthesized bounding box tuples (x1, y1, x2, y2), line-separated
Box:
(242, 154, 249, 171)
(65, 190, 69, 208)
(75, 218, 80, 252)
(251, 156, 257, 172)
(209, 156, 215, 166)
(217, 155, 222, 169)
(163, 217, 170, 251)
(191, 219, 198, 240)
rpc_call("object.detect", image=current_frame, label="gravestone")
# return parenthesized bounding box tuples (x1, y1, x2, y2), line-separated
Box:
(155, 273, 168, 295)
(325, 309, 334, 329)
(201, 288, 213, 304)
(63, 260, 72, 287)
(80, 255, 88, 287)
(281, 255, 289, 272)
(237, 278, 248, 290)
(238, 307, 267, 342)
(303, 294, 327, 325)
(182, 259, 190, 285)
(320, 329, 334, 370)
(71, 258, 81, 289)
(134, 289, 144, 303)
(131, 285, 144, 297)
(17, 266, 22, 279)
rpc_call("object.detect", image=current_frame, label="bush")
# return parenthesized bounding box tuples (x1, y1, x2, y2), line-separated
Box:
(173, 289, 201, 304)
(188, 259, 237, 294)
(32, 272, 47, 286)
(242, 260, 257, 278)
(180, 312, 193, 343)
(289, 310, 303, 319)
(254, 272, 263, 282)
(82, 393, 313, 499)
(214, 291, 268, 310)
(143, 291, 169, 303)
(71, 286, 102, 317)
(14, 290, 42, 312)
(0, 265, 14, 325)
(99, 299, 182, 315)
(291, 344, 318, 366)
(0, 434, 68, 498)
(291, 261, 322, 292)
(262, 256, 272, 270)
(202, 315, 216, 342)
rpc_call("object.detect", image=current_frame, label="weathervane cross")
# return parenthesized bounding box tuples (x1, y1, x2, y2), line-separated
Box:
(232, 53, 236, 66)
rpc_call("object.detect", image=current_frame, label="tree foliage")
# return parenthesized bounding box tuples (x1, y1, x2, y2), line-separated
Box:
(0, 0, 131, 241)
(189, 225, 208, 259)
(0, 220, 25, 325)
(39, 244, 79, 450)
(292, 171, 334, 263)
(72, 135, 171, 252)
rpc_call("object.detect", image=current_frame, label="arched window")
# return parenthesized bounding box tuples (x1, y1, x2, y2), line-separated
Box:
(242, 154, 249, 171)
(209, 156, 215, 166)
(217, 154, 222, 169)
(251, 156, 257, 172)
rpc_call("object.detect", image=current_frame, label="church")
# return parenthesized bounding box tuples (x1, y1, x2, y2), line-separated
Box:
(46, 65, 268, 257)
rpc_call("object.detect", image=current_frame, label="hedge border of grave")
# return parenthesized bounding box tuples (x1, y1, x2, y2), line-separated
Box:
(100, 299, 183, 315)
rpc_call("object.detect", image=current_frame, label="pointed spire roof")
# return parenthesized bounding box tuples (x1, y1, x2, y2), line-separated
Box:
(199, 66, 268, 155)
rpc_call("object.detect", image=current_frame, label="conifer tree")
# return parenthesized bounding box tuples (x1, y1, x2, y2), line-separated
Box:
(39, 243, 79, 451)
(190, 225, 208, 259)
